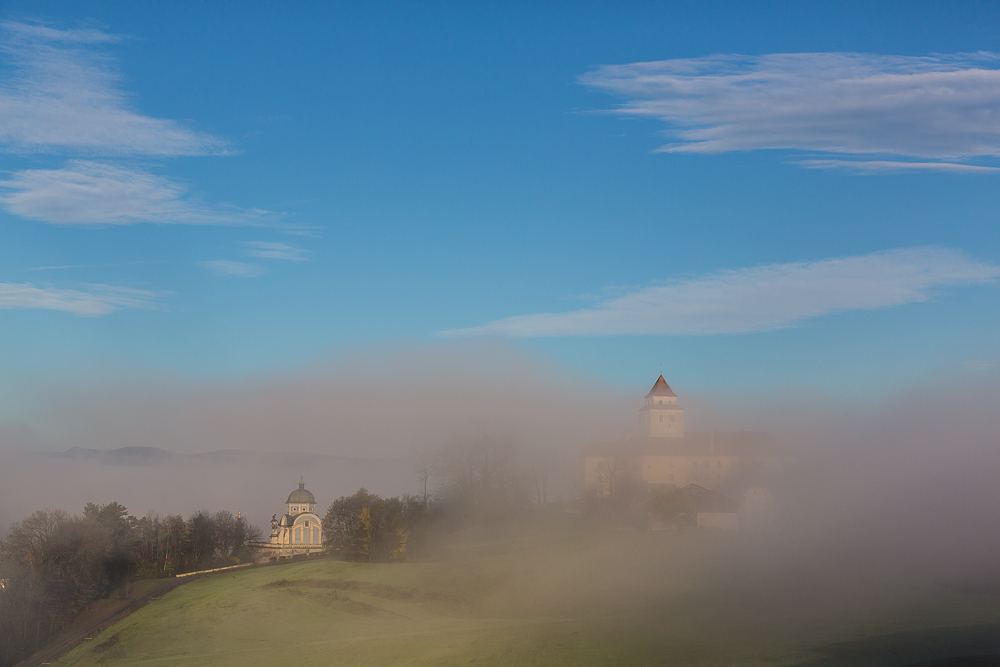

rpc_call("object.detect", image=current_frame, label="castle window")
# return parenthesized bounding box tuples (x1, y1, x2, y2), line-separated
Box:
(658, 415, 663, 423)
(669, 415, 675, 423)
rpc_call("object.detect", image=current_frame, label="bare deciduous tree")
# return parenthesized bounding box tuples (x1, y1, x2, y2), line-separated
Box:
(414, 446, 437, 505)
(526, 444, 559, 506)
(436, 426, 529, 518)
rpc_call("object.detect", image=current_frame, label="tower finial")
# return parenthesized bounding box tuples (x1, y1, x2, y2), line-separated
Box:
(299, 476, 305, 489)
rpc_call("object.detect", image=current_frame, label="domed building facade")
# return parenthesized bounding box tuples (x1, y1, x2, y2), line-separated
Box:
(254, 479, 324, 561)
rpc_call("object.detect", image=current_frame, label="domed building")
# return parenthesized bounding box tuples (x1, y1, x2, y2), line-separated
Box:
(255, 479, 324, 561)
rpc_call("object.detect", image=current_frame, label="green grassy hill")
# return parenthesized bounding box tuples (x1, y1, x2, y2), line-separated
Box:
(51, 519, 1000, 667)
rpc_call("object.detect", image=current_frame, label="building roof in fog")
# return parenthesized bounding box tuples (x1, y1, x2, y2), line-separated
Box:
(645, 375, 677, 398)
(286, 480, 316, 504)
(280, 512, 319, 527)
(638, 402, 684, 412)
(678, 484, 739, 513)
(584, 431, 783, 458)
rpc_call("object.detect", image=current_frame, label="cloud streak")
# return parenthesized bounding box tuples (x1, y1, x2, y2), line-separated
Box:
(0, 21, 224, 156)
(0, 161, 277, 225)
(580, 52, 1000, 165)
(0, 282, 163, 315)
(795, 160, 1000, 174)
(442, 248, 1000, 337)
(1, 21, 119, 45)
(202, 260, 265, 278)
(244, 241, 307, 261)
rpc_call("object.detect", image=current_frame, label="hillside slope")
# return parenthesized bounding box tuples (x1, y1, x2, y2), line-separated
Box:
(50, 521, 1000, 667)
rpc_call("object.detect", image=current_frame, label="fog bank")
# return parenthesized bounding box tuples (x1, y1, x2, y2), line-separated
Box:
(0, 342, 630, 528)
(3, 339, 1000, 607)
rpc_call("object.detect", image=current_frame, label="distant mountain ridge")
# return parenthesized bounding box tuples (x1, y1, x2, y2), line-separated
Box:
(57, 446, 173, 462)
(51, 446, 379, 466)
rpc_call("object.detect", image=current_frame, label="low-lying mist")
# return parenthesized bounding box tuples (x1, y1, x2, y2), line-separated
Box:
(0, 342, 631, 528)
(3, 341, 1000, 641)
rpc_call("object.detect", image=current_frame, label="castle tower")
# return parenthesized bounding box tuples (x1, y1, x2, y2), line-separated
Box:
(639, 375, 684, 438)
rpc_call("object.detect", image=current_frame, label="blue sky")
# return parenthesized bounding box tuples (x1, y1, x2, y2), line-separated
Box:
(1, 1, 999, 405)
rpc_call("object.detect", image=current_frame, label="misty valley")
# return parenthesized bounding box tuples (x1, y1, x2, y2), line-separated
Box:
(4, 375, 1000, 667)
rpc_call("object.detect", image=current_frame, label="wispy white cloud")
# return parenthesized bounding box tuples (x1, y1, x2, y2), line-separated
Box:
(2, 21, 121, 45)
(0, 21, 224, 155)
(795, 160, 1000, 174)
(0, 161, 278, 225)
(580, 52, 1000, 165)
(26, 263, 90, 271)
(244, 241, 307, 261)
(200, 242, 304, 280)
(442, 248, 1000, 338)
(964, 360, 998, 370)
(202, 260, 265, 278)
(27, 260, 149, 271)
(0, 281, 163, 315)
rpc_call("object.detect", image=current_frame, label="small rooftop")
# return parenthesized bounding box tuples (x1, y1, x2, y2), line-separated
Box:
(645, 375, 677, 398)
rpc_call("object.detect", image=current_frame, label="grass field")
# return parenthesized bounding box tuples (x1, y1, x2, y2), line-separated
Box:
(51, 518, 1000, 667)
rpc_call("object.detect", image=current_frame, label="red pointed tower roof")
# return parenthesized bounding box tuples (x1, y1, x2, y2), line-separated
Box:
(645, 375, 677, 398)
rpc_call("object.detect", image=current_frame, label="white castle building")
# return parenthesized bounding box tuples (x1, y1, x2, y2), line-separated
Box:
(254, 479, 325, 561)
(585, 375, 782, 497)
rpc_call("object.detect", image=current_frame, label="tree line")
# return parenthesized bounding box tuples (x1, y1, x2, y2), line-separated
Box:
(1, 429, 569, 664)
(322, 489, 426, 562)
(0, 502, 260, 667)
(325, 428, 564, 563)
